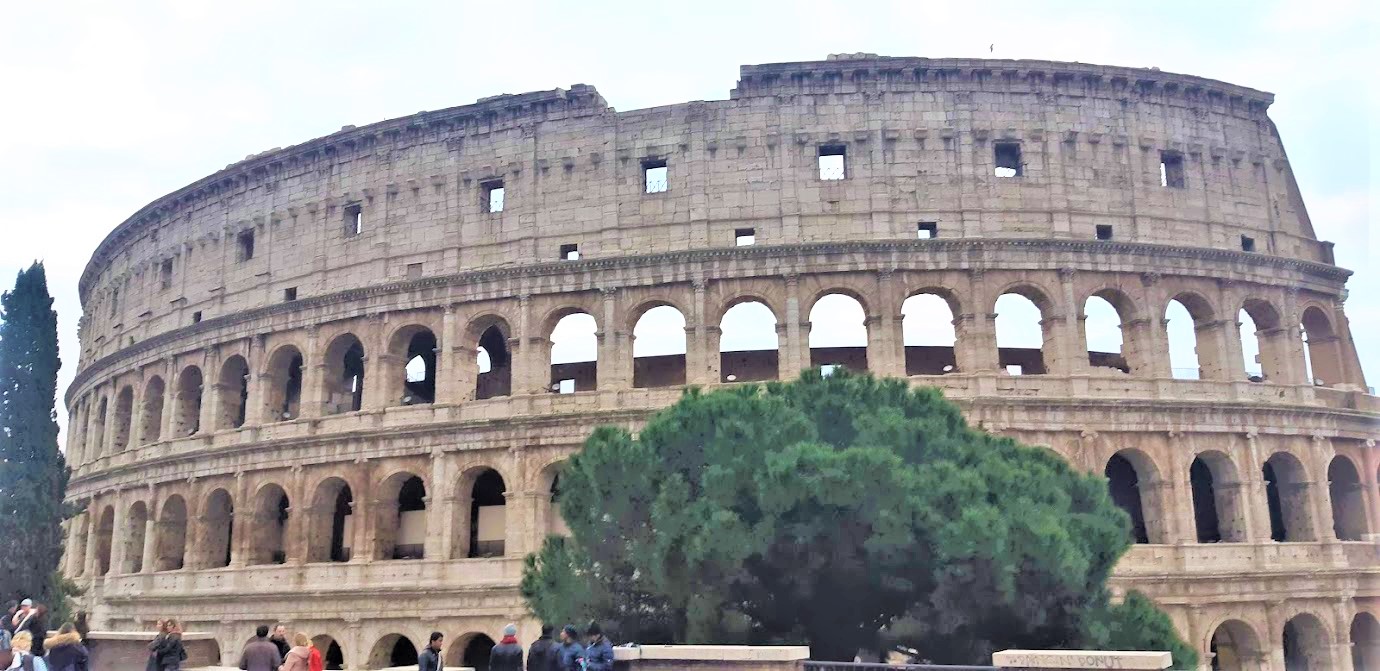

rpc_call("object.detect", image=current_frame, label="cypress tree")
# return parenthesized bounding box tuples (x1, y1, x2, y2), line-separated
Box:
(0, 262, 69, 605)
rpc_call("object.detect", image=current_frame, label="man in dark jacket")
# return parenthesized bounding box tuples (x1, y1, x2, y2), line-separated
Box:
(269, 624, 291, 660)
(418, 631, 444, 671)
(10, 600, 47, 657)
(554, 626, 583, 671)
(583, 622, 614, 671)
(238, 625, 282, 671)
(488, 623, 524, 671)
(525, 625, 558, 671)
(43, 624, 90, 671)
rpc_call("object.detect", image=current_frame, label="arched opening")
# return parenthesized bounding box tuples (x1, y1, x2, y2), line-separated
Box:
(1166, 294, 1215, 380)
(401, 329, 438, 405)
(1352, 612, 1380, 671)
(1104, 450, 1166, 544)
(249, 484, 289, 565)
(1240, 299, 1285, 383)
(1084, 292, 1131, 374)
(95, 506, 114, 576)
(1208, 619, 1262, 671)
(549, 312, 598, 393)
(368, 634, 418, 670)
(264, 346, 305, 421)
(901, 291, 957, 375)
(377, 474, 426, 560)
(89, 396, 108, 457)
(1300, 306, 1343, 387)
(155, 495, 187, 571)
(468, 469, 507, 558)
(808, 293, 868, 372)
(1264, 453, 1316, 542)
(1282, 613, 1330, 670)
(475, 322, 512, 400)
(308, 478, 354, 563)
(140, 377, 165, 444)
(122, 501, 148, 573)
(323, 334, 365, 415)
(1191, 452, 1248, 543)
(719, 300, 778, 383)
(1327, 456, 1368, 541)
(545, 465, 569, 538)
(311, 635, 345, 670)
(446, 634, 495, 670)
(217, 356, 250, 429)
(199, 488, 234, 569)
(69, 516, 88, 578)
(995, 290, 1049, 375)
(632, 305, 687, 388)
(173, 366, 203, 437)
(112, 386, 134, 451)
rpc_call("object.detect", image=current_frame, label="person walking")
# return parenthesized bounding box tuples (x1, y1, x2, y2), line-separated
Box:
(525, 625, 557, 671)
(554, 626, 582, 671)
(6, 632, 48, 671)
(42, 624, 88, 671)
(488, 624, 523, 671)
(155, 620, 187, 671)
(417, 632, 443, 671)
(277, 633, 313, 671)
(238, 625, 282, 671)
(582, 623, 613, 671)
(304, 635, 323, 671)
(145, 620, 168, 671)
(269, 626, 291, 662)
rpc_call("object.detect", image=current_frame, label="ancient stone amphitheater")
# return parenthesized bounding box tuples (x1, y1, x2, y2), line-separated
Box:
(61, 55, 1377, 670)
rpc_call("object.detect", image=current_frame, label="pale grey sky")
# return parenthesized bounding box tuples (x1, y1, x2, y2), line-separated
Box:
(2, 0, 1375, 444)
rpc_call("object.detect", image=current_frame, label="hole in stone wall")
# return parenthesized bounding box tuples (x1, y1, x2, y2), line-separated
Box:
(1160, 151, 1185, 188)
(994, 141, 1023, 177)
(818, 145, 846, 180)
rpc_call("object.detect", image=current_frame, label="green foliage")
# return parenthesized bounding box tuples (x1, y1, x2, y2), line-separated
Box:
(1085, 591, 1198, 670)
(521, 370, 1191, 662)
(0, 262, 69, 606)
(44, 572, 85, 628)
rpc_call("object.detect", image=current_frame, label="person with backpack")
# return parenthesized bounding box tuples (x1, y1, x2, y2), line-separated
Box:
(6, 631, 48, 671)
(42, 624, 88, 671)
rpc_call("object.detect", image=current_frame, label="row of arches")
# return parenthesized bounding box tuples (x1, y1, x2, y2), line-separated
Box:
(72, 463, 560, 578)
(1106, 450, 1371, 546)
(1206, 610, 1380, 670)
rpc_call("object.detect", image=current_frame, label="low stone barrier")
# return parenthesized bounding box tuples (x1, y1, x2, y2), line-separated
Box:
(82, 631, 220, 671)
(992, 650, 1172, 670)
(614, 645, 810, 671)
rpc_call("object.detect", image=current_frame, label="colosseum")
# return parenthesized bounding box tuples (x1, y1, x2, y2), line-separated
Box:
(59, 54, 1376, 670)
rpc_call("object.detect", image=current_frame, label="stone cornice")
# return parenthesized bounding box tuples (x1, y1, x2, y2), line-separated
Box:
(64, 238, 1351, 405)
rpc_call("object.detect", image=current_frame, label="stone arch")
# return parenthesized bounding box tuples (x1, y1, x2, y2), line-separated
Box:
(155, 494, 188, 571)
(367, 633, 418, 670)
(1352, 612, 1380, 671)
(1282, 612, 1331, 670)
(217, 355, 250, 429)
(386, 324, 439, 406)
(1191, 450, 1248, 543)
(311, 634, 346, 670)
(306, 476, 355, 563)
(632, 302, 687, 388)
(112, 385, 135, 451)
(88, 395, 108, 457)
(1104, 449, 1168, 544)
(248, 482, 290, 565)
(470, 467, 508, 558)
(121, 500, 148, 573)
(94, 505, 114, 576)
(1239, 298, 1286, 383)
(376, 471, 427, 560)
(1165, 291, 1219, 380)
(808, 291, 869, 373)
(1264, 452, 1317, 542)
(902, 287, 959, 375)
(446, 633, 496, 670)
(1084, 288, 1137, 374)
(322, 333, 366, 415)
(139, 376, 165, 444)
(263, 344, 305, 422)
(1300, 305, 1343, 387)
(173, 365, 203, 437)
(197, 488, 235, 569)
(719, 297, 779, 383)
(994, 282, 1056, 376)
(1207, 618, 1264, 671)
(548, 310, 598, 393)
(468, 314, 513, 400)
(538, 459, 570, 539)
(1327, 455, 1368, 541)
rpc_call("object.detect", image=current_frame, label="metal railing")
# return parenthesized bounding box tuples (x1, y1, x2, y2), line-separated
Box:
(804, 663, 997, 671)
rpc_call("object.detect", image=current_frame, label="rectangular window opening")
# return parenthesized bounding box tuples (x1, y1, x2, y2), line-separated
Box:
(1096, 224, 1114, 241)
(557, 379, 576, 394)
(406, 262, 424, 280)
(237, 230, 255, 261)
(160, 259, 174, 290)
(283, 287, 297, 302)
(560, 243, 580, 261)
(994, 142, 1023, 177)
(1160, 151, 1185, 188)
(643, 159, 668, 194)
(483, 180, 505, 213)
(735, 228, 756, 246)
(192, 311, 203, 324)
(1240, 235, 1256, 252)
(818, 145, 846, 181)
(343, 203, 363, 237)
(917, 222, 938, 239)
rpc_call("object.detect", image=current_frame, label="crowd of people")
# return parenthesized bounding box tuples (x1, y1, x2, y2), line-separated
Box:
(1, 598, 89, 671)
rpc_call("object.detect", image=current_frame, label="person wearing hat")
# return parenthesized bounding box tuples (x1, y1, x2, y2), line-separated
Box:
(488, 624, 523, 671)
(9, 601, 47, 658)
(554, 626, 582, 671)
(582, 623, 613, 671)
(524, 625, 557, 671)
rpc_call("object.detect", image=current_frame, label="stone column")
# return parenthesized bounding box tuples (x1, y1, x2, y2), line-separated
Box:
(438, 305, 463, 403)
(1165, 433, 1196, 544)
(159, 360, 177, 438)
(869, 271, 905, 378)
(506, 491, 539, 558)
(197, 353, 219, 433)
(107, 496, 127, 576)
(956, 312, 1000, 373)
(83, 505, 101, 579)
(1332, 597, 1358, 671)
(425, 452, 450, 560)
(778, 275, 806, 379)
(299, 326, 324, 418)
(1121, 318, 1157, 377)
(140, 513, 158, 574)
(240, 342, 265, 428)
(685, 280, 718, 386)
(1051, 268, 1088, 375)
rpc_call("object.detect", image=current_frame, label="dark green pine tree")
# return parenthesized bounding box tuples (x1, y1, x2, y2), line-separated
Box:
(0, 262, 69, 605)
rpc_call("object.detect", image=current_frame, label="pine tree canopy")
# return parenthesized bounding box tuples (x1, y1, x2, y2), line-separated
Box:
(521, 369, 1195, 668)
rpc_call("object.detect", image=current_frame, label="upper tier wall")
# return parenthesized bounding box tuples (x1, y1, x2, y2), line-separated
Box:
(75, 56, 1324, 366)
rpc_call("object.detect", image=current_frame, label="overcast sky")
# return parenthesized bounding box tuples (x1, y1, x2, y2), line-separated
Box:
(2, 0, 1375, 444)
